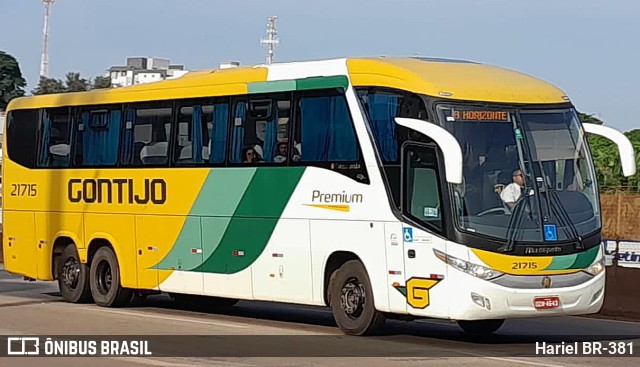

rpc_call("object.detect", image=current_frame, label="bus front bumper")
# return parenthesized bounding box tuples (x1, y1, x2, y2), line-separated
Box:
(444, 270, 605, 320)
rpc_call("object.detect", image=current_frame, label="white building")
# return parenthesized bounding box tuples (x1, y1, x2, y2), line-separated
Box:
(108, 57, 189, 87)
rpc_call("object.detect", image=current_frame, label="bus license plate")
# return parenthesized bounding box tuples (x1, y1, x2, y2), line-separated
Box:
(534, 296, 561, 310)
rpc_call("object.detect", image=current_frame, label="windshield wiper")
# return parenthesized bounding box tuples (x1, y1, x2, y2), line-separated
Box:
(498, 187, 536, 253)
(498, 199, 525, 253)
(532, 160, 583, 248)
(548, 189, 583, 249)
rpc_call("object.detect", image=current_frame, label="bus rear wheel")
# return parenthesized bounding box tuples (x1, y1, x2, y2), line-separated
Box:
(457, 319, 505, 334)
(329, 260, 385, 336)
(57, 244, 92, 303)
(89, 247, 132, 307)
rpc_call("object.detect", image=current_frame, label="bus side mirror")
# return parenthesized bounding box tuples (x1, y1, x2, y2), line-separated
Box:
(583, 123, 637, 177)
(395, 117, 463, 184)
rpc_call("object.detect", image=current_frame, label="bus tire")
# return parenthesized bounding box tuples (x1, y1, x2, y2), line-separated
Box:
(89, 247, 132, 307)
(57, 244, 93, 303)
(457, 319, 504, 334)
(329, 260, 385, 336)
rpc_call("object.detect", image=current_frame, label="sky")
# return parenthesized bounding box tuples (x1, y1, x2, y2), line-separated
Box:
(1, 0, 639, 131)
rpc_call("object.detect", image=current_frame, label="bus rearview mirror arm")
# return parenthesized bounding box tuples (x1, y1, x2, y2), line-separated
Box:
(583, 123, 637, 177)
(395, 117, 463, 184)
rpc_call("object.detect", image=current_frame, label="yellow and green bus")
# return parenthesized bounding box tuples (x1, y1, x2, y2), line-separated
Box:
(2, 57, 636, 335)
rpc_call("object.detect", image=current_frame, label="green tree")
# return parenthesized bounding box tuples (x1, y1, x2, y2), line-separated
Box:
(578, 112, 603, 125)
(32, 76, 66, 95)
(0, 50, 26, 110)
(92, 75, 111, 89)
(581, 111, 640, 192)
(65, 72, 89, 92)
(32, 72, 92, 95)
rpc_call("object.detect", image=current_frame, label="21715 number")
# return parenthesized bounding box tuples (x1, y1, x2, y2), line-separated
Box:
(10, 183, 38, 197)
(512, 261, 538, 270)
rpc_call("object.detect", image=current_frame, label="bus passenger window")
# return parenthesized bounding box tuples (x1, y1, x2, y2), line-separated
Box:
(356, 88, 429, 208)
(6, 109, 39, 168)
(175, 102, 229, 165)
(38, 107, 71, 168)
(121, 106, 172, 167)
(75, 108, 121, 167)
(230, 95, 290, 165)
(356, 89, 429, 163)
(296, 93, 358, 162)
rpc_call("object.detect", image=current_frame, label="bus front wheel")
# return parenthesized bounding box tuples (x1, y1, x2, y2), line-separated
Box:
(57, 244, 92, 303)
(89, 247, 132, 307)
(329, 260, 385, 336)
(457, 319, 505, 334)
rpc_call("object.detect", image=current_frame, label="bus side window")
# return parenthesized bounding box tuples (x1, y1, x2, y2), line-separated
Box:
(74, 108, 121, 167)
(296, 92, 359, 162)
(121, 105, 172, 167)
(229, 94, 290, 165)
(356, 88, 429, 208)
(292, 89, 368, 183)
(38, 107, 72, 168)
(175, 101, 229, 165)
(6, 109, 39, 168)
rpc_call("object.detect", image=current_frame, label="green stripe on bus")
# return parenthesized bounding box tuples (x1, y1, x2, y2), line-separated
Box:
(544, 253, 578, 270)
(155, 169, 256, 270)
(295, 75, 348, 90)
(569, 245, 600, 269)
(156, 216, 202, 271)
(200, 217, 232, 260)
(247, 76, 349, 94)
(190, 169, 256, 216)
(248, 80, 297, 94)
(193, 167, 305, 274)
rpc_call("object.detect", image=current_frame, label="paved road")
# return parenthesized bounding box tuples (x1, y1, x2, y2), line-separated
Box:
(0, 266, 638, 367)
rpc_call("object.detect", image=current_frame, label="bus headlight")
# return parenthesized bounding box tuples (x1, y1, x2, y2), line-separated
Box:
(584, 257, 605, 276)
(434, 249, 503, 280)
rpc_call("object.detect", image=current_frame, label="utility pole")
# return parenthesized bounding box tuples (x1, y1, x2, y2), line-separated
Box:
(40, 0, 54, 78)
(260, 16, 279, 65)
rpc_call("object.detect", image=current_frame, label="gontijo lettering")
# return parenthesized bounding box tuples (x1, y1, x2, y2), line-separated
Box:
(68, 178, 167, 204)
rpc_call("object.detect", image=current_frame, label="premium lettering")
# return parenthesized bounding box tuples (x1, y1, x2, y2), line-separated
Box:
(68, 178, 166, 204)
(311, 190, 363, 204)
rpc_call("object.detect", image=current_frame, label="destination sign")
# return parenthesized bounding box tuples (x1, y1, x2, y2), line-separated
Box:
(451, 109, 511, 122)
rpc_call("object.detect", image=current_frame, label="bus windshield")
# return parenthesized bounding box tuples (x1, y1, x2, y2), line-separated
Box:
(438, 105, 600, 244)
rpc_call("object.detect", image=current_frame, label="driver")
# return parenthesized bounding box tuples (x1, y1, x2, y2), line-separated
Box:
(499, 169, 525, 209)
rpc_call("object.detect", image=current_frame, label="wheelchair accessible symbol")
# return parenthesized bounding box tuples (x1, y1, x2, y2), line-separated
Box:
(544, 224, 558, 241)
(403, 227, 413, 243)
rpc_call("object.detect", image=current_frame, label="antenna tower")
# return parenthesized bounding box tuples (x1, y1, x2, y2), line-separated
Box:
(40, 0, 54, 78)
(260, 16, 279, 65)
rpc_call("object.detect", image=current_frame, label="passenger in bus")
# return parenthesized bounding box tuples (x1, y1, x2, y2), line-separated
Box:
(274, 141, 288, 163)
(243, 146, 258, 163)
(274, 140, 301, 163)
(499, 169, 525, 209)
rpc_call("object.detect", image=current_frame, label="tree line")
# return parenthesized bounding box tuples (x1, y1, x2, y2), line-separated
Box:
(582, 112, 640, 192)
(1, 50, 638, 192)
(1, 50, 110, 109)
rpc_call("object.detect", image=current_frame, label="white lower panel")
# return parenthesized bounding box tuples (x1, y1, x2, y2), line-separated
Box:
(159, 270, 203, 295)
(202, 268, 254, 299)
(252, 219, 314, 304)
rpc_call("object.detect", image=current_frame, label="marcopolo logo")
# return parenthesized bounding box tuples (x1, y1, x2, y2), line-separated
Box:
(303, 190, 363, 212)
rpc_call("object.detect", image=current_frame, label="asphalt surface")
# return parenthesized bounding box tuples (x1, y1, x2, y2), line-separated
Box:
(0, 265, 638, 367)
